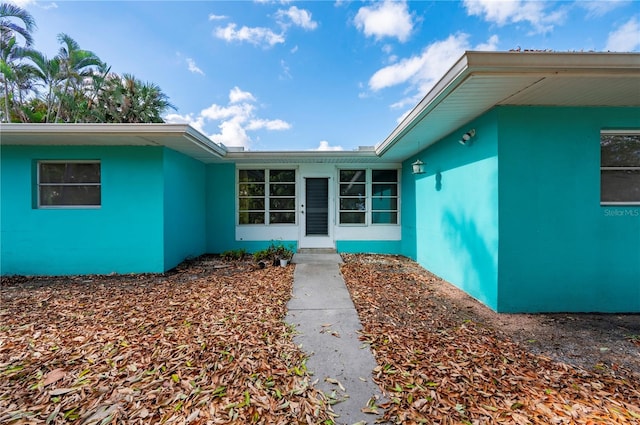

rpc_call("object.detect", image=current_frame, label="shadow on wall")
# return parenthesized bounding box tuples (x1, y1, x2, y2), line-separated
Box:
(441, 209, 498, 309)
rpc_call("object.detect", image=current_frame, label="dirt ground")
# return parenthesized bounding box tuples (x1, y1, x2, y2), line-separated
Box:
(343, 254, 640, 378)
(3, 254, 638, 378)
(436, 280, 640, 379)
(2, 254, 638, 424)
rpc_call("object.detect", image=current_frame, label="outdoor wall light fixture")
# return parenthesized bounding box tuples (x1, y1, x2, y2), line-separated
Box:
(459, 129, 476, 146)
(411, 159, 425, 175)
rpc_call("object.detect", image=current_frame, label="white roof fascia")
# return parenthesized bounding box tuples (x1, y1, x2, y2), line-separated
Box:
(226, 149, 382, 163)
(374, 51, 640, 158)
(0, 122, 227, 158)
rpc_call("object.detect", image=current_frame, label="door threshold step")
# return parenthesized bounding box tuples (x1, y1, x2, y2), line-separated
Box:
(297, 248, 337, 254)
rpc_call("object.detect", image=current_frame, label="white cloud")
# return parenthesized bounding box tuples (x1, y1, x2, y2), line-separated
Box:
(229, 86, 256, 104)
(314, 141, 344, 151)
(201, 103, 254, 121)
(277, 6, 318, 30)
(579, 0, 628, 18)
(247, 119, 291, 131)
(475, 34, 500, 51)
(463, 0, 566, 34)
(9, 0, 36, 6)
(186, 58, 204, 75)
(605, 16, 640, 51)
(354, 0, 414, 42)
(369, 33, 470, 93)
(11, 0, 57, 9)
(279, 59, 292, 80)
(369, 54, 427, 92)
(368, 33, 499, 110)
(165, 87, 290, 149)
(216, 118, 251, 148)
(208, 13, 228, 21)
(214, 23, 285, 47)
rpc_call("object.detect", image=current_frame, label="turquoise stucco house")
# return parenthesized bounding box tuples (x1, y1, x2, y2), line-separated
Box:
(2, 51, 639, 313)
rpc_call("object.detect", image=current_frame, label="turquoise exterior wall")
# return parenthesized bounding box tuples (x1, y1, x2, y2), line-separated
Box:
(1, 145, 165, 275)
(337, 240, 401, 253)
(205, 163, 237, 253)
(401, 111, 500, 310)
(497, 106, 640, 312)
(162, 149, 207, 270)
(401, 106, 639, 313)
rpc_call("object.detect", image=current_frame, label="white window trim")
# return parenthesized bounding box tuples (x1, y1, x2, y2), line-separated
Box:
(600, 130, 640, 206)
(337, 168, 401, 226)
(236, 167, 298, 226)
(37, 160, 101, 209)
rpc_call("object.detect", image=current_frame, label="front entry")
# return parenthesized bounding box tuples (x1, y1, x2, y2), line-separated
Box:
(299, 177, 333, 248)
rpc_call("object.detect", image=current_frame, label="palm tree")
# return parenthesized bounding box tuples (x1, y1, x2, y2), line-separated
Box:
(53, 33, 103, 122)
(0, 2, 36, 47)
(21, 49, 60, 122)
(96, 73, 174, 123)
(0, 3, 36, 122)
(0, 36, 33, 121)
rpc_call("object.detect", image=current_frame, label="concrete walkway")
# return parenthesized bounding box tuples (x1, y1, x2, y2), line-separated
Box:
(285, 252, 386, 425)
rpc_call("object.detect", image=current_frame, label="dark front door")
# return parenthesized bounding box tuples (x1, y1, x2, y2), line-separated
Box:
(305, 178, 329, 236)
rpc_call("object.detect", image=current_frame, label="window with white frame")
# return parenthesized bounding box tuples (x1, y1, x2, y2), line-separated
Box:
(339, 169, 399, 225)
(38, 161, 101, 208)
(372, 169, 399, 224)
(600, 131, 640, 205)
(238, 169, 296, 225)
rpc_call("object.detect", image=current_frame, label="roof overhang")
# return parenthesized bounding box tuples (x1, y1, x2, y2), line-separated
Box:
(0, 123, 227, 163)
(225, 149, 386, 164)
(375, 51, 640, 162)
(1, 52, 638, 165)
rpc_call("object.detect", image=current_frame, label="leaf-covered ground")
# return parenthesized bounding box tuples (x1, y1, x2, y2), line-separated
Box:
(340, 254, 640, 425)
(0, 258, 334, 424)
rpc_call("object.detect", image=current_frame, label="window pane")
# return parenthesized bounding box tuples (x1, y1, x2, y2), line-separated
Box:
(40, 162, 100, 183)
(372, 212, 398, 224)
(340, 198, 366, 211)
(270, 183, 295, 196)
(270, 169, 295, 182)
(239, 198, 265, 210)
(340, 170, 365, 182)
(372, 184, 398, 197)
(601, 134, 640, 167)
(372, 169, 397, 182)
(40, 185, 101, 206)
(239, 169, 265, 182)
(601, 170, 640, 203)
(239, 183, 265, 197)
(270, 212, 295, 224)
(372, 197, 397, 210)
(340, 183, 365, 196)
(340, 212, 365, 224)
(239, 212, 265, 224)
(270, 198, 295, 210)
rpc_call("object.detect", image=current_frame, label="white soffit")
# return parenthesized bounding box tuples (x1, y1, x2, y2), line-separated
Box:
(376, 52, 640, 163)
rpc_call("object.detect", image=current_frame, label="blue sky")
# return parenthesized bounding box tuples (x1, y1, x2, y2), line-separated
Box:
(14, 0, 640, 151)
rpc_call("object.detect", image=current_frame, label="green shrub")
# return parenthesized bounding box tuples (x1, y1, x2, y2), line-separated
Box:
(221, 249, 247, 261)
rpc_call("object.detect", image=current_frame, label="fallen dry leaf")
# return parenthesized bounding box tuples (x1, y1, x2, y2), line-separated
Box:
(340, 254, 640, 425)
(0, 256, 333, 424)
(42, 368, 66, 386)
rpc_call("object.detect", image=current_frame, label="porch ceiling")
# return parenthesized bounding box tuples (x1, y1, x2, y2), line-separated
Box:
(376, 51, 640, 163)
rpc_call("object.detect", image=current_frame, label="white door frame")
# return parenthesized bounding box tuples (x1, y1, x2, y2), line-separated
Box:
(299, 173, 334, 249)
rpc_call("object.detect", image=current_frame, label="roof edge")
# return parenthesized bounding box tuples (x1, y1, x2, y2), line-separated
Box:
(0, 122, 227, 157)
(374, 51, 640, 158)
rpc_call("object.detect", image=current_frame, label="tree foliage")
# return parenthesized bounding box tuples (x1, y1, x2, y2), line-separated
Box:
(0, 3, 174, 123)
